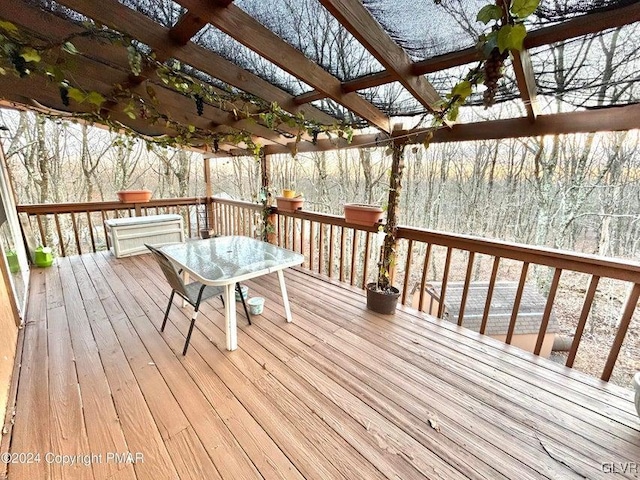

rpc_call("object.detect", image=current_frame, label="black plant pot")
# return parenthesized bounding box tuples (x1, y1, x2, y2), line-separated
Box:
(366, 282, 400, 314)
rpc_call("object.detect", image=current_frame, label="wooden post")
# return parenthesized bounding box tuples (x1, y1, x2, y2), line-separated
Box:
(378, 126, 405, 288)
(260, 150, 276, 243)
(203, 155, 215, 234)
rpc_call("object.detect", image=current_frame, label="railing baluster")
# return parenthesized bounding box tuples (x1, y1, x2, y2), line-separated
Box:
(534, 268, 562, 355)
(277, 214, 282, 246)
(350, 229, 358, 286)
(101, 210, 108, 248)
(86, 211, 96, 253)
(70, 212, 82, 255)
(480, 256, 501, 335)
(224, 204, 229, 235)
(361, 231, 371, 289)
(283, 216, 289, 249)
(234, 206, 238, 235)
(218, 202, 223, 234)
(437, 247, 453, 318)
(339, 226, 346, 283)
(458, 251, 475, 326)
(54, 213, 65, 257)
(300, 219, 306, 265)
(36, 214, 46, 247)
(309, 221, 315, 272)
(506, 262, 529, 344)
(418, 244, 432, 312)
(226, 205, 231, 234)
(318, 222, 325, 275)
(186, 207, 192, 238)
(293, 217, 299, 253)
(328, 224, 335, 278)
(209, 203, 214, 234)
(401, 239, 414, 305)
(601, 282, 640, 381)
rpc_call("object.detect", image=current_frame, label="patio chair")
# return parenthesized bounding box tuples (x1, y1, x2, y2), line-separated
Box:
(145, 244, 251, 355)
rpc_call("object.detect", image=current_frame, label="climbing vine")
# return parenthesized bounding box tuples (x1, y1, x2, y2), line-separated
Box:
(0, 19, 353, 155)
(436, 0, 540, 123)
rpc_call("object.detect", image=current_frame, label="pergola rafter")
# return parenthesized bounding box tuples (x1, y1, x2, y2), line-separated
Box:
(496, 0, 540, 120)
(318, 0, 443, 115)
(173, 0, 392, 133)
(510, 50, 540, 119)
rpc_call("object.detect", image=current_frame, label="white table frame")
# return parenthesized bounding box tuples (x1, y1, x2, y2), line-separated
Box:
(160, 236, 303, 351)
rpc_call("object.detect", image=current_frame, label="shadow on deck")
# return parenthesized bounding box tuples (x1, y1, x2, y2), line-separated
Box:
(5, 251, 639, 479)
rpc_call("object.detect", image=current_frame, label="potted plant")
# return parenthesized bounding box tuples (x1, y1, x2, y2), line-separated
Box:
(344, 203, 384, 227)
(281, 188, 296, 198)
(365, 140, 403, 314)
(276, 191, 304, 213)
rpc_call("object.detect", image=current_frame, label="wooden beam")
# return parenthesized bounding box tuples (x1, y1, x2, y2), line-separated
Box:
(511, 49, 540, 119)
(170, 0, 235, 45)
(319, 0, 441, 114)
(169, 11, 207, 45)
(0, 76, 175, 138)
(263, 103, 640, 155)
(411, 103, 640, 143)
(522, 2, 640, 50)
(174, 0, 391, 132)
(497, 0, 539, 120)
(52, 0, 337, 126)
(294, 2, 640, 105)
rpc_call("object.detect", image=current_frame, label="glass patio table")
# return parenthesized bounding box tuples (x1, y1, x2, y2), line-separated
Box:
(161, 236, 304, 351)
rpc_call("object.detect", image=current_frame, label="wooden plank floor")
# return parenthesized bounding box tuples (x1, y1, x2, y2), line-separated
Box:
(6, 251, 640, 479)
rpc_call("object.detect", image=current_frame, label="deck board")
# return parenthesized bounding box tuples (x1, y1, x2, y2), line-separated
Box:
(7, 251, 640, 479)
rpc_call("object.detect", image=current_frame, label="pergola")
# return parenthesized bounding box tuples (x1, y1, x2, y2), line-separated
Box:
(0, 0, 638, 156)
(3, 3, 640, 478)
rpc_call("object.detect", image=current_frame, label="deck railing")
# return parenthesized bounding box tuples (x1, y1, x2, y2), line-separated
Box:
(17, 197, 209, 257)
(14, 195, 640, 382)
(212, 197, 640, 382)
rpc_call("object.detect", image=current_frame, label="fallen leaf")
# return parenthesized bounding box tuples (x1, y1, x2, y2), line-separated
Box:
(428, 416, 441, 432)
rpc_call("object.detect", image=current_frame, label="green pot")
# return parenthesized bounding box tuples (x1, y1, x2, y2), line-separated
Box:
(5, 250, 19, 273)
(35, 246, 53, 268)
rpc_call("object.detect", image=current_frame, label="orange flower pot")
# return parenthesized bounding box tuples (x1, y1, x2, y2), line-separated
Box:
(117, 189, 152, 203)
(276, 196, 304, 213)
(343, 203, 384, 226)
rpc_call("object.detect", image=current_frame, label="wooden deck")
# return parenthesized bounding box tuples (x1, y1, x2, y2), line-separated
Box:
(4, 250, 639, 479)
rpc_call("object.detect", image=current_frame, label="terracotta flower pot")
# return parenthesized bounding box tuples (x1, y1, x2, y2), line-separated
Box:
(344, 203, 384, 226)
(117, 189, 152, 203)
(276, 196, 304, 213)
